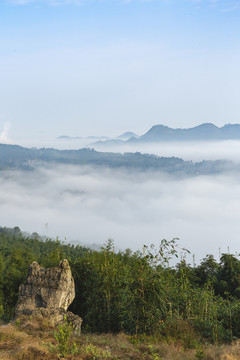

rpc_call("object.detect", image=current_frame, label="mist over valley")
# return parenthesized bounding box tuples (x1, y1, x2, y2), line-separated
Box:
(2, 1, 240, 355)
(1, 134, 240, 263)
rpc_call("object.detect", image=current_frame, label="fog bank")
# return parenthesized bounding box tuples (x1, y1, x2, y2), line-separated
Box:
(1, 164, 240, 263)
(14, 135, 240, 163)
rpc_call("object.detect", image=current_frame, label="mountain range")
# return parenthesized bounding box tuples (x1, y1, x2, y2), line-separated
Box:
(57, 131, 139, 143)
(137, 123, 240, 142)
(91, 123, 240, 147)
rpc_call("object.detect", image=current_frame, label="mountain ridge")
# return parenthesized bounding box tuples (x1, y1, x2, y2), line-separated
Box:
(136, 123, 240, 142)
(91, 123, 240, 147)
(0, 143, 236, 176)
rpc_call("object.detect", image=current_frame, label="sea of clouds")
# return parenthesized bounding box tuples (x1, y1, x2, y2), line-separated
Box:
(1, 161, 240, 263)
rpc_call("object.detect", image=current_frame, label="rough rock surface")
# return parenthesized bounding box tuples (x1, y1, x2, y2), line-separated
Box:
(15, 260, 82, 333)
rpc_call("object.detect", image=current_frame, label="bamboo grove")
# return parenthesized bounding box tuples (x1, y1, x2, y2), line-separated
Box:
(1, 226, 240, 345)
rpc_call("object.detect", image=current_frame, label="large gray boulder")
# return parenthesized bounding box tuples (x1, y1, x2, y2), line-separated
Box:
(15, 260, 82, 333)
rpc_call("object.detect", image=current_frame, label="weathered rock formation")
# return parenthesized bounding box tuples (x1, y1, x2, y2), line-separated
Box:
(15, 260, 82, 334)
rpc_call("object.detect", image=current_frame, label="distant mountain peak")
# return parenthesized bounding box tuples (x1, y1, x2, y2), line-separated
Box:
(193, 123, 218, 128)
(116, 131, 138, 140)
(139, 123, 240, 142)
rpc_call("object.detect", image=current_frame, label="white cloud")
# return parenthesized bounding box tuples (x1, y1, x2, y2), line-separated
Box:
(5, 0, 240, 16)
(221, 1, 240, 12)
(1, 163, 240, 263)
(7, 0, 85, 5)
(92, 140, 240, 162)
(6, 0, 240, 14)
(0, 123, 11, 144)
(3, 0, 231, 5)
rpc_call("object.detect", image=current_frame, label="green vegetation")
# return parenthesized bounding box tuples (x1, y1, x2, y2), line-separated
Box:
(1, 226, 240, 348)
(2, 319, 240, 360)
(0, 143, 233, 175)
(54, 317, 77, 357)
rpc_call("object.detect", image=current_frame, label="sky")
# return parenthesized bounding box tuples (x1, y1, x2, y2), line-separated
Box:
(0, 0, 240, 144)
(1, 0, 240, 258)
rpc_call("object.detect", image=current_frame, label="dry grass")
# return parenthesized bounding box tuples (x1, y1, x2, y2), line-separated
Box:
(0, 323, 57, 360)
(202, 341, 240, 360)
(1, 318, 240, 360)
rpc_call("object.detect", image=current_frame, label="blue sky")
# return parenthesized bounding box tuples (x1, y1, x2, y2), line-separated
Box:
(1, 0, 240, 143)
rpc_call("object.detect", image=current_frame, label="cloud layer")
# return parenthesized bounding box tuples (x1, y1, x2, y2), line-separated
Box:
(1, 163, 240, 263)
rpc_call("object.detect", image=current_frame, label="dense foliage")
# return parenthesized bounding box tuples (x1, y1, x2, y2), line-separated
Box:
(1, 226, 240, 345)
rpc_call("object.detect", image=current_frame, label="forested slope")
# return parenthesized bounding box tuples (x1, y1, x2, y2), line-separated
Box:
(0, 143, 235, 175)
(1, 226, 240, 344)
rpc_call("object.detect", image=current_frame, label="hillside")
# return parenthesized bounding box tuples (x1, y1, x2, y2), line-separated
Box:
(1, 227, 240, 358)
(1, 322, 240, 360)
(0, 143, 236, 175)
(1, 227, 240, 359)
